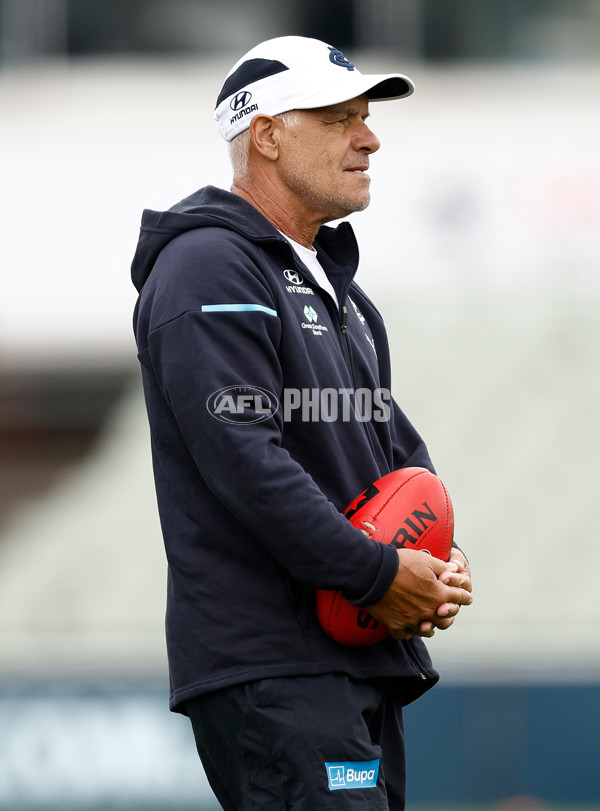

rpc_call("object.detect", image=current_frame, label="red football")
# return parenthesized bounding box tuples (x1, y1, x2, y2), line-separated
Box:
(316, 467, 454, 646)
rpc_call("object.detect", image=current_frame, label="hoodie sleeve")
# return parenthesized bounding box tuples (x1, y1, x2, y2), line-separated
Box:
(390, 398, 435, 472)
(138, 228, 399, 606)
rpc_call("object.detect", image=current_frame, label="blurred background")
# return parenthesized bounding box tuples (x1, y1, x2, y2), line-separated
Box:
(1, 1, 599, 808)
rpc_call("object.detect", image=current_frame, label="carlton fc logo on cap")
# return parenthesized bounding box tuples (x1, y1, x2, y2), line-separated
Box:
(328, 46, 354, 71)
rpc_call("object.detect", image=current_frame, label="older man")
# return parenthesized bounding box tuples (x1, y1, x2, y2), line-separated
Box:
(131, 36, 472, 811)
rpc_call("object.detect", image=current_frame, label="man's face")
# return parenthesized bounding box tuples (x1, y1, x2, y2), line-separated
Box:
(276, 94, 381, 223)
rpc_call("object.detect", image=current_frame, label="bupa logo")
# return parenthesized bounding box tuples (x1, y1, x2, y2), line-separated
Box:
(328, 46, 355, 71)
(327, 765, 346, 789)
(304, 305, 318, 323)
(230, 90, 253, 111)
(325, 760, 379, 791)
(206, 385, 279, 424)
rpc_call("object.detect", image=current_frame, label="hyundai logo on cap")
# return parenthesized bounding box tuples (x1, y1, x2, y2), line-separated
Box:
(214, 35, 414, 142)
(230, 90, 253, 111)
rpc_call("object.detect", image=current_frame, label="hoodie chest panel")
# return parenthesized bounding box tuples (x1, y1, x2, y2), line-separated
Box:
(273, 269, 380, 392)
(344, 294, 381, 386)
(272, 271, 392, 478)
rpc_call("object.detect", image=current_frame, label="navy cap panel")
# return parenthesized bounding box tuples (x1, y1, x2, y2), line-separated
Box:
(216, 58, 289, 107)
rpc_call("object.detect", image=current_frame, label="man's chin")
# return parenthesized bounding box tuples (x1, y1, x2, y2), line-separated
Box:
(343, 195, 371, 215)
(353, 195, 371, 212)
(333, 191, 371, 217)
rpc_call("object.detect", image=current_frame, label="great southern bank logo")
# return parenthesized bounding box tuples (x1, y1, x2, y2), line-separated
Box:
(325, 760, 379, 791)
(302, 304, 327, 336)
(206, 385, 278, 424)
(303, 304, 318, 323)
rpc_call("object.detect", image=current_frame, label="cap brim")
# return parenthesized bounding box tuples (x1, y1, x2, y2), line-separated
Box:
(290, 72, 414, 112)
(365, 74, 414, 101)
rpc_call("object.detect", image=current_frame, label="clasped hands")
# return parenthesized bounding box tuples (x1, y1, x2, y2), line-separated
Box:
(366, 548, 473, 640)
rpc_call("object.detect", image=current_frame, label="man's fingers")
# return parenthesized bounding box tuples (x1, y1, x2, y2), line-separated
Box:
(438, 569, 473, 592)
(428, 555, 460, 576)
(390, 623, 437, 640)
(436, 602, 459, 618)
(367, 548, 472, 640)
(444, 585, 473, 607)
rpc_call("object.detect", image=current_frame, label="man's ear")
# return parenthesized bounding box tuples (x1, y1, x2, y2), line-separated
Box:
(248, 115, 283, 161)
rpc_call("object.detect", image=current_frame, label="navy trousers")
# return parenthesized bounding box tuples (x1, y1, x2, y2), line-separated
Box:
(186, 673, 406, 810)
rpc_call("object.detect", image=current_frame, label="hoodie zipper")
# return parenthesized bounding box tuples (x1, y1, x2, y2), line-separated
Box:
(334, 298, 379, 460)
(341, 305, 348, 334)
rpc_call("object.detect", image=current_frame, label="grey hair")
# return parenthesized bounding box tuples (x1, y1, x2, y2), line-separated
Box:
(229, 110, 301, 180)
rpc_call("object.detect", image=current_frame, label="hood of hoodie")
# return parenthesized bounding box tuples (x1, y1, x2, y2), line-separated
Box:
(130, 185, 360, 293)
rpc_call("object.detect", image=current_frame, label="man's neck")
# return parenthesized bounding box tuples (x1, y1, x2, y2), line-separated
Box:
(231, 178, 322, 249)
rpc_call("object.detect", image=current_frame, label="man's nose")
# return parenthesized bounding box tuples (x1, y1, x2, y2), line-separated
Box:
(354, 121, 380, 154)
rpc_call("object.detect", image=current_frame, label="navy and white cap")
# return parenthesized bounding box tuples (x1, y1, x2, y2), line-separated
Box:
(214, 35, 414, 142)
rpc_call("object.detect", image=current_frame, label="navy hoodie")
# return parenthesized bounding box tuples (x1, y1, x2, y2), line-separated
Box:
(131, 186, 439, 713)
